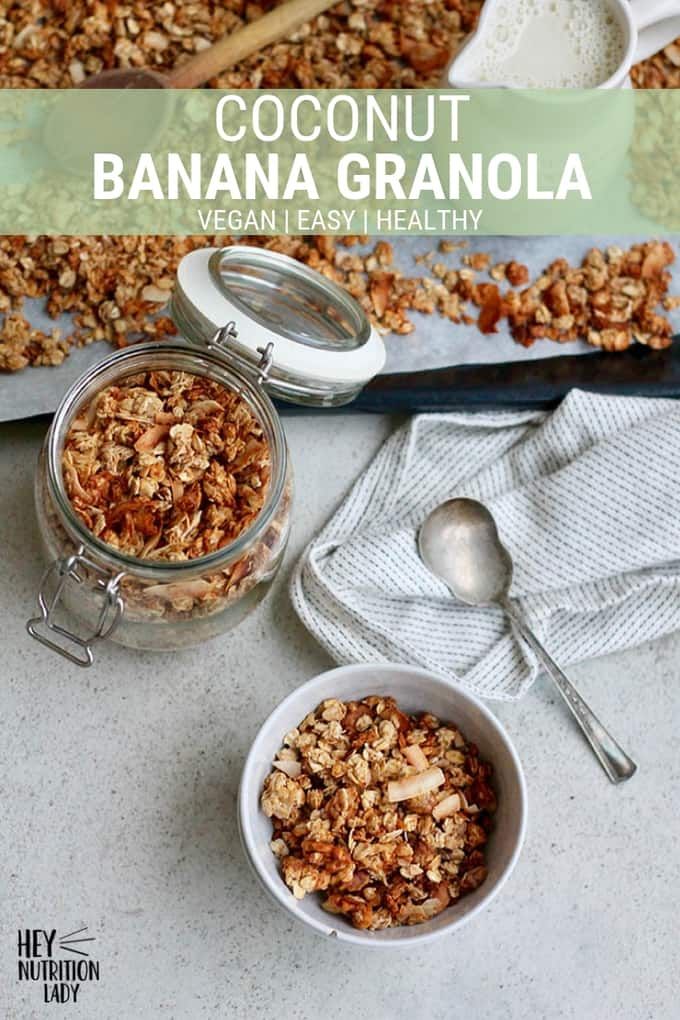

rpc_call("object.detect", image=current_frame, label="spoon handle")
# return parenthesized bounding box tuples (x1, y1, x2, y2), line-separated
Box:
(167, 0, 337, 88)
(501, 598, 637, 784)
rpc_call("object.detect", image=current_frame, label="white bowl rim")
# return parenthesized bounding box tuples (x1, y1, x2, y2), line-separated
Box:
(238, 662, 528, 948)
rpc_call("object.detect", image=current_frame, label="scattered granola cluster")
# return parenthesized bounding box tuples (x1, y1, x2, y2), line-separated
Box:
(63, 370, 271, 560)
(253, 237, 680, 352)
(3, 236, 677, 373)
(261, 695, 495, 931)
(0, 311, 70, 371)
(475, 241, 678, 351)
(0, 1, 482, 90)
(0, 234, 417, 371)
(0, 235, 220, 372)
(631, 42, 680, 88)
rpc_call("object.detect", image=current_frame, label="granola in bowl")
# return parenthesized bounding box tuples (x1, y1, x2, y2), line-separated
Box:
(261, 695, 496, 931)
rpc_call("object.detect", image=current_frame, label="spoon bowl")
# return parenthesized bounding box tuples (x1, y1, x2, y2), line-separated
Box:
(419, 498, 513, 606)
(418, 498, 637, 784)
(79, 69, 169, 89)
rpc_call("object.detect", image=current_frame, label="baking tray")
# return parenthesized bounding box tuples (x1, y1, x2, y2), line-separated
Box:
(2, 234, 680, 422)
(354, 342, 680, 413)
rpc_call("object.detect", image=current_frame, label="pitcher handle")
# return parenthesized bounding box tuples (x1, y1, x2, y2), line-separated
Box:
(630, 0, 680, 63)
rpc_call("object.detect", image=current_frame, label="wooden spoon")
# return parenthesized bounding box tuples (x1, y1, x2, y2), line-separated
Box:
(80, 0, 337, 89)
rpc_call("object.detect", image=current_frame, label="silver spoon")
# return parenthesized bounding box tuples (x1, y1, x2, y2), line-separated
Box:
(418, 497, 637, 784)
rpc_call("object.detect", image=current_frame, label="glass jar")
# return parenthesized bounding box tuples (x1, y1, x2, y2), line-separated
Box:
(27, 246, 385, 664)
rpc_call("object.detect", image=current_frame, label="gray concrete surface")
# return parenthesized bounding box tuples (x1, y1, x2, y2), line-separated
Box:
(2, 413, 678, 1020)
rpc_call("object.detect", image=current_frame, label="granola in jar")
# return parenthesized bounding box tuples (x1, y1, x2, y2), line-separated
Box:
(63, 370, 271, 562)
(27, 241, 384, 661)
(55, 366, 285, 626)
(261, 695, 496, 931)
(30, 344, 291, 656)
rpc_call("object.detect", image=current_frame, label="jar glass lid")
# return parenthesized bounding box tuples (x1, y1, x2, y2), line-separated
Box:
(173, 246, 386, 407)
(210, 248, 367, 352)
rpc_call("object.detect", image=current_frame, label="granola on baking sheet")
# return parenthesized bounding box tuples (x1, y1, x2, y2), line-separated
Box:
(261, 695, 495, 931)
(0, 235, 212, 372)
(1, 0, 679, 369)
(0, 1, 482, 90)
(482, 241, 678, 351)
(63, 370, 271, 560)
(3, 234, 679, 374)
(0, 0, 672, 92)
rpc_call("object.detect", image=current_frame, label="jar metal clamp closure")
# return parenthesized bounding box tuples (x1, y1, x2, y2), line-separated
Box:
(26, 547, 124, 667)
(26, 324, 274, 666)
(207, 320, 275, 386)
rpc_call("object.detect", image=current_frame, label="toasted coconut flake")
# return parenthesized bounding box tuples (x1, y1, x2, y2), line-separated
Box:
(155, 411, 178, 425)
(186, 399, 224, 422)
(142, 579, 214, 600)
(141, 284, 172, 303)
(432, 793, 461, 821)
(169, 479, 184, 503)
(459, 791, 480, 815)
(404, 744, 429, 772)
(387, 766, 445, 803)
(134, 423, 170, 452)
(274, 759, 302, 779)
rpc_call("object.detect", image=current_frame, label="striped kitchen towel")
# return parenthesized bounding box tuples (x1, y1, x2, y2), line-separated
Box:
(290, 390, 680, 700)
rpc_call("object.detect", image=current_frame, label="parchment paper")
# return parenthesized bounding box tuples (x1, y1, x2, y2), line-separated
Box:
(2, 234, 679, 422)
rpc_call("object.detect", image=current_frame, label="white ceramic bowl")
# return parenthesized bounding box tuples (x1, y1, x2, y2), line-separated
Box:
(238, 663, 527, 947)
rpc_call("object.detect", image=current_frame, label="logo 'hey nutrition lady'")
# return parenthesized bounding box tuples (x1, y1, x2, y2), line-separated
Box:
(16, 927, 100, 1005)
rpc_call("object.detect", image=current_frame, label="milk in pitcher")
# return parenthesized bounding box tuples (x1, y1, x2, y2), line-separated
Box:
(466, 0, 626, 87)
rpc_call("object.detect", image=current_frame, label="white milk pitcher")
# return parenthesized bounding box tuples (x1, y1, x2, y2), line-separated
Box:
(446, 0, 680, 89)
